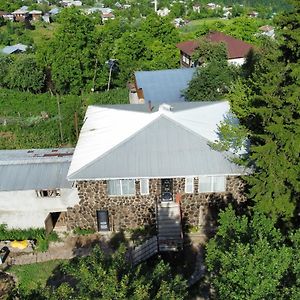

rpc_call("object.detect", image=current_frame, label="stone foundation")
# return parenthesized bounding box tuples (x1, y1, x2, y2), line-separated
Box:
(66, 176, 246, 232)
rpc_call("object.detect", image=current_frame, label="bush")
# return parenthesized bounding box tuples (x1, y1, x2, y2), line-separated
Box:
(0, 224, 58, 252)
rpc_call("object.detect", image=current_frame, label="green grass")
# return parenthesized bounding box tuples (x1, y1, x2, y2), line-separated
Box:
(0, 88, 128, 149)
(8, 259, 67, 294)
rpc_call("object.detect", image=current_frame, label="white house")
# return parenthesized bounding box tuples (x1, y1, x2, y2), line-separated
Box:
(0, 148, 79, 229)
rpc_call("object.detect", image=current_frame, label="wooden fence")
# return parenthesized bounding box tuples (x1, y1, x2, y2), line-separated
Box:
(131, 236, 158, 266)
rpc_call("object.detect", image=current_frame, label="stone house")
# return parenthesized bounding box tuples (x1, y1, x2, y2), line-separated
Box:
(66, 101, 247, 233)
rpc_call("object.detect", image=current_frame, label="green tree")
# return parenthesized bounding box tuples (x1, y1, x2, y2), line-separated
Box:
(0, 56, 12, 87)
(44, 8, 97, 94)
(6, 55, 44, 93)
(206, 207, 298, 300)
(184, 40, 237, 101)
(18, 245, 188, 299)
(227, 1, 300, 220)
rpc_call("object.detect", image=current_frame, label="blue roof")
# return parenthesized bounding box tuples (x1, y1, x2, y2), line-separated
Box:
(135, 68, 196, 104)
(1, 44, 27, 55)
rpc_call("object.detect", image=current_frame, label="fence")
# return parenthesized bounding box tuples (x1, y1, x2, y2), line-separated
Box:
(131, 236, 158, 266)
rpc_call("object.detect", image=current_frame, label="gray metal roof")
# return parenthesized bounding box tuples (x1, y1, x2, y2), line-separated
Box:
(69, 116, 245, 180)
(135, 68, 196, 104)
(1, 44, 27, 55)
(0, 148, 74, 191)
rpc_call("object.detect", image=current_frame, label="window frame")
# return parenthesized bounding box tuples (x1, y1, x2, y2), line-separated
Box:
(198, 176, 226, 193)
(140, 179, 149, 195)
(107, 179, 136, 196)
(185, 177, 194, 193)
(36, 189, 61, 198)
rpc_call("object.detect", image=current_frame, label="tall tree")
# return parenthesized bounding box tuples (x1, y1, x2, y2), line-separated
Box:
(227, 0, 300, 220)
(184, 40, 238, 101)
(45, 8, 97, 94)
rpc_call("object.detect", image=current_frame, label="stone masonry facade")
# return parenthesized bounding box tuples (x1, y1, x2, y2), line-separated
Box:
(66, 176, 246, 232)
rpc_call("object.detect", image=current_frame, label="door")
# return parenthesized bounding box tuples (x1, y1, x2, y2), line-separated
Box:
(161, 179, 173, 202)
(97, 210, 109, 231)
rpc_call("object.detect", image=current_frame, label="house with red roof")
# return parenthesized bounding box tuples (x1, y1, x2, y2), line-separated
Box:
(176, 31, 253, 67)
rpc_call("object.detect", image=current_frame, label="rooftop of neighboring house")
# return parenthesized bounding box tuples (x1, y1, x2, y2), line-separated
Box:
(12, 6, 29, 14)
(135, 68, 196, 104)
(30, 10, 43, 14)
(259, 25, 274, 32)
(0, 11, 8, 16)
(176, 31, 253, 59)
(68, 102, 246, 181)
(1, 43, 28, 55)
(0, 148, 74, 191)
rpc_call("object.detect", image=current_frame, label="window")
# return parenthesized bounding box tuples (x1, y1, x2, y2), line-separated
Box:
(199, 176, 226, 193)
(185, 177, 194, 193)
(36, 189, 61, 197)
(140, 179, 149, 195)
(182, 54, 190, 65)
(107, 179, 135, 196)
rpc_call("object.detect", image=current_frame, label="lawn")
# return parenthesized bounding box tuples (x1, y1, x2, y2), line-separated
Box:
(8, 259, 67, 294)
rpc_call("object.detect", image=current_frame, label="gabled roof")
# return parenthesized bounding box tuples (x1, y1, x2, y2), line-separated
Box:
(135, 68, 196, 104)
(0, 148, 74, 191)
(68, 102, 246, 180)
(176, 31, 253, 59)
(176, 40, 199, 56)
(13, 6, 29, 14)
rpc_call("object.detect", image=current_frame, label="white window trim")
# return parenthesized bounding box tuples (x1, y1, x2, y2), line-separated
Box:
(198, 176, 226, 193)
(140, 179, 149, 195)
(107, 179, 136, 196)
(185, 177, 194, 193)
(36, 189, 61, 198)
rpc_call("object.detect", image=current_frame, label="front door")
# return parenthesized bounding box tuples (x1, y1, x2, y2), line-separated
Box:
(161, 179, 173, 202)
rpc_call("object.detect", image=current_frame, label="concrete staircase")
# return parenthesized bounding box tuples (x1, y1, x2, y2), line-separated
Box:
(157, 202, 183, 251)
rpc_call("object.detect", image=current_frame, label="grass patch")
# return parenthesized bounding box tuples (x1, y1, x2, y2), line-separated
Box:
(0, 224, 59, 252)
(8, 259, 66, 294)
(0, 87, 128, 149)
(73, 227, 96, 235)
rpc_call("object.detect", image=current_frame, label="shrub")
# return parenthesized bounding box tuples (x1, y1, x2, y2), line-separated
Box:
(0, 224, 58, 252)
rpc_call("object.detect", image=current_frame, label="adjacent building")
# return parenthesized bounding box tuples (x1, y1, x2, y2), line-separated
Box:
(0, 148, 79, 230)
(176, 31, 254, 67)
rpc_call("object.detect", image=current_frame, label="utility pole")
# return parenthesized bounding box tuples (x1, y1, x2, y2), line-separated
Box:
(154, 0, 157, 12)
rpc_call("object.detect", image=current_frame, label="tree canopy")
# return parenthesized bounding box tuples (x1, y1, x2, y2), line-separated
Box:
(17, 245, 188, 300)
(206, 207, 300, 300)
(226, 0, 300, 220)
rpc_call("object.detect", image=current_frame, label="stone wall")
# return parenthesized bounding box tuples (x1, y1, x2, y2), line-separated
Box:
(66, 179, 160, 231)
(66, 176, 246, 232)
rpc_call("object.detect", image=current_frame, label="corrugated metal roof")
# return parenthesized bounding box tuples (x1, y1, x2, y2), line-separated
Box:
(0, 148, 74, 191)
(135, 68, 196, 103)
(68, 115, 245, 180)
(68, 102, 246, 180)
(2, 44, 27, 55)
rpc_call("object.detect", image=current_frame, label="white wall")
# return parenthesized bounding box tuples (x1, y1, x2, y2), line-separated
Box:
(228, 58, 245, 66)
(0, 188, 80, 229)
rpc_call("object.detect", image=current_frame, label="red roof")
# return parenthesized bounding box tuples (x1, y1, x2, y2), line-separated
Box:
(176, 31, 253, 59)
(176, 40, 199, 56)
